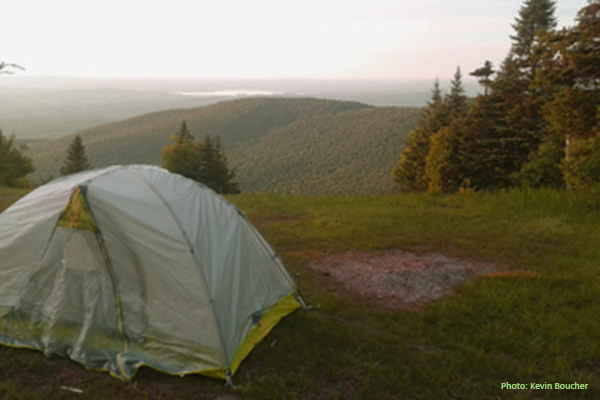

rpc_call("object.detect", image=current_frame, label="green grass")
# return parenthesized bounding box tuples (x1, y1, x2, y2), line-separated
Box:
(2, 187, 600, 398)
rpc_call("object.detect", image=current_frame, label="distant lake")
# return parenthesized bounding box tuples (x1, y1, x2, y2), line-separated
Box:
(174, 90, 285, 97)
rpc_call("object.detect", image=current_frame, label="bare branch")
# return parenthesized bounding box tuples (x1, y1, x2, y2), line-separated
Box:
(0, 62, 25, 74)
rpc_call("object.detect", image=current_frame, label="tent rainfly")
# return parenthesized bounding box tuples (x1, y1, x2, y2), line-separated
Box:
(0, 165, 306, 382)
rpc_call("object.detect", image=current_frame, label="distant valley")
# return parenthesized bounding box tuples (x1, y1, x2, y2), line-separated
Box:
(0, 85, 224, 140)
(0, 77, 479, 141)
(26, 97, 421, 195)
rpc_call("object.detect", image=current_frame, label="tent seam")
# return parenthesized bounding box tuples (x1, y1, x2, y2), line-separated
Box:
(126, 167, 231, 365)
(79, 184, 131, 377)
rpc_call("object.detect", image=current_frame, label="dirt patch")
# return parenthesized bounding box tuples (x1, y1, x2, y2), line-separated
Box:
(307, 250, 497, 310)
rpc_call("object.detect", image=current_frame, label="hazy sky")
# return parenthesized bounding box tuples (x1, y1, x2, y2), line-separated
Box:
(3, 0, 587, 81)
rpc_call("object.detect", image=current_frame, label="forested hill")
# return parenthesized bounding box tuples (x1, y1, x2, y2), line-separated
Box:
(28, 97, 421, 195)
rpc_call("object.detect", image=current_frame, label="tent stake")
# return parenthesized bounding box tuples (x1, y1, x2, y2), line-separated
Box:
(225, 369, 235, 387)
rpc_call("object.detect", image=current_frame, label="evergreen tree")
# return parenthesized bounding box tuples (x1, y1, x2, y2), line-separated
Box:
(456, 94, 516, 190)
(0, 61, 31, 187)
(176, 120, 194, 142)
(197, 135, 240, 194)
(569, 0, 600, 90)
(498, 61, 545, 178)
(161, 120, 202, 180)
(60, 135, 91, 176)
(394, 0, 600, 192)
(392, 79, 448, 191)
(162, 121, 240, 194)
(394, 69, 471, 192)
(197, 135, 216, 188)
(425, 125, 462, 193)
(446, 66, 469, 118)
(517, 132, 565, 188)
(423, 67, 470, 193)
(422, 79, 451, 134)
(470, 61, 495, 95)
(476, 0, 560, 187)
(542, 1, 600, 188)
(392, 127, 431, 191)
(510, 0, 557, 81)
(0, 131, 34, 187)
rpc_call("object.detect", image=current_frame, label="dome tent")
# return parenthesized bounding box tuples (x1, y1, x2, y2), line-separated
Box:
(0, 165, 305, 382)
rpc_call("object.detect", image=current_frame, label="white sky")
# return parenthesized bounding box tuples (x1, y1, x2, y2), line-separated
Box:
(2, 0, 587, 81)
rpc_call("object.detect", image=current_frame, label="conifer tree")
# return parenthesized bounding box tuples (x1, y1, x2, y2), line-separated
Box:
(541, 0, 600, 188)
(517, 132, 565, 188)
(162, 122, 240, 194)
(510, 0, 557, 81)
(446, 66, 469, 118)
(392, 127, 431, 191)
(471, 0, 560, 187)
(422, 79, 451, 134)
(422, 67, 469, 193)
(161, 120, 202, 180)
(425, 125, 462, 193)
(470, 61, 495, 95)
(392, 79, 448, 191)
(569, 0, 600, 90)
(0, 131, 34, 187)
(0, 61, 31, 187)
(197, 135, 240, 194)
(176, 120, 194, 142)
(60, 135, 92, 176)
(456, 95, 515, 190)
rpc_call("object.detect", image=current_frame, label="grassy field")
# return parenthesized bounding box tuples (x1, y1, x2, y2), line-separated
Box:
(1, 187, 600, 399)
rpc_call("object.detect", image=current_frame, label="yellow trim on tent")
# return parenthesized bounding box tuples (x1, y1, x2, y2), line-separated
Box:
(229, 291, 301, 376)
(97, 292, 301, 381)
(100, 291, 301, 381)
(0, 293, 302, 381)
(173, 291, 302, 380)
(57, 187, 96, 231)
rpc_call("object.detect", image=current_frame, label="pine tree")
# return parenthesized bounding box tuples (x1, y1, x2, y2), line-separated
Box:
(392, 127, 431, 191)
(510, 0, 557, 81)
(197, 135, 240, 194)
(176, 120, 194, 142)
(422, 79, 451, 134)
(569, 0, 600, 90)
(212, 136, 240, 194)
(162, 122, 240, 194)
(423, 67, 470, 193)
(456, 94, 516, 190)
(542, 1, 600, 188)
(0, 131, 34, 187)
(476, 0, 560, 187)
(392, 79, 448, 191)
(425, 125, 462, 193)
(470, 61, 495, 95)
(60, 135, 92, 176)
(161, 120, 202, 180)
(517, 132, 565, 188)
(0, 60, 31, 187)
(446, 66, 469, 118)
(197, 135, 216, 188)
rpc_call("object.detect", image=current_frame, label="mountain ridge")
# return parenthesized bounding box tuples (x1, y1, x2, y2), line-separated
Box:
(27, 97, 421, 195)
